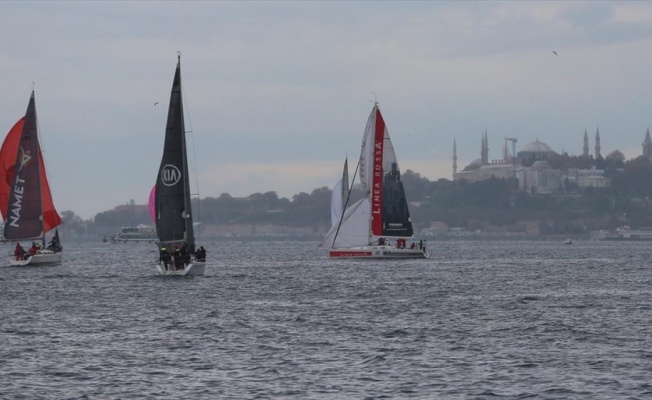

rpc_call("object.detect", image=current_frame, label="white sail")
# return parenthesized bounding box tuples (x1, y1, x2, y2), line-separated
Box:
(330, 158, 350, 226)
(320, 198, 370, 248)
(330, 177, 344, 226)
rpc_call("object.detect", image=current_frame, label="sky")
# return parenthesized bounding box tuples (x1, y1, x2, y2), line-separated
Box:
(1, 1, 652, 220)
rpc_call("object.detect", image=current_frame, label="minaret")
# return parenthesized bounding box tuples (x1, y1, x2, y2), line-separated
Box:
(453, 139, 457, 177)
(583, 128, 589, 157)
(643, 128, 652, 160)
(503, 140, 509, 162)
(595, 127, 601, 159)
(481, 130, 489, 165)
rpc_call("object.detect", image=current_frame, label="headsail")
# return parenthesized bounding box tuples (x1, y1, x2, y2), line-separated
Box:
(330, 157, 349, 226)
(155, 56, 195, 253)
(0, 117, 25, 219)
(2, 92, 61, 240)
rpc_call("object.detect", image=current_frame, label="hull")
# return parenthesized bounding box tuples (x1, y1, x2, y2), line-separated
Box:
(9, 250, 62, 266)
(155, 260, 206, 276)
(330, 245, 428, 259)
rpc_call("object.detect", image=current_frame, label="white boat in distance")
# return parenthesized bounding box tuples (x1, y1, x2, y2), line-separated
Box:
(320, 103, 428, 259)
(153, 55, 206, 276)
(107, 225, 158, 243)
(591, 226, 652, 241)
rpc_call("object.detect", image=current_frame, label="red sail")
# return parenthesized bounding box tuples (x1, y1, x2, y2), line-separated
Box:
(371, 107, 385, 236)
(38, 145, 61, 233)
(0, 117, 25, 220)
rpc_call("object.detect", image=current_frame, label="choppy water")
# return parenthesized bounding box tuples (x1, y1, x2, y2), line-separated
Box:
(1, 239, 652, 399)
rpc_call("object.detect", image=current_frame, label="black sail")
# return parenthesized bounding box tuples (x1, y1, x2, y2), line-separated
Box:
(381, 161, 414, 237)
(154, 57, 195, 252)
(4, 93, 44, 240)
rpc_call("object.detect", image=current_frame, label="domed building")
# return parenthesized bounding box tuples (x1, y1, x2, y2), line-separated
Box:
(517, 140, 557, 166)
(519, 159, 561, 195)
(452, 130, 610, 195)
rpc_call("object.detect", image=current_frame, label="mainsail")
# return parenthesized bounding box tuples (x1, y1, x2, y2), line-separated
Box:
(155, 56, 195, 253)
(0, 92, 61, 240)
(364, 104, 413, 238)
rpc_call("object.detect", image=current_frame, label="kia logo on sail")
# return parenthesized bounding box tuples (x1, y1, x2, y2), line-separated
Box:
(160, 164, 181, 186)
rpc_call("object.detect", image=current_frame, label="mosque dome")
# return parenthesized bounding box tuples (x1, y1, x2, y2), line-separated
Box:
(521, 140, 556, 154)
(517, 139, 557, 166)
(469, 158, 482, 167)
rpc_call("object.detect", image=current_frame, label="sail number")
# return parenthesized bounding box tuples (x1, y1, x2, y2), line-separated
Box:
(160, 164, 182, 186)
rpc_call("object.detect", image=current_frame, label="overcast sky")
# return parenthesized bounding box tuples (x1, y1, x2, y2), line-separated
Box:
(2, 1, 652, 219)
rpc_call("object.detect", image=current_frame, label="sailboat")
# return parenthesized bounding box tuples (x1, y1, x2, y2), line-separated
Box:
(320, 103, 428, 259)
(0, 91, 63, 265)
(154, 55, 206, 276)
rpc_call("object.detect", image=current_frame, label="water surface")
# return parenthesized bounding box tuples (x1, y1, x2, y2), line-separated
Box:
(1, 239, 651, 398)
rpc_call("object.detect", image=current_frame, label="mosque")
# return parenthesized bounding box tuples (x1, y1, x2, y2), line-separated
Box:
(452, 128, 617, 194)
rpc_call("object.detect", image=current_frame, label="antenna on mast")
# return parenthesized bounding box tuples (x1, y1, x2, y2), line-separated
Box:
(371, 92, 378, 105)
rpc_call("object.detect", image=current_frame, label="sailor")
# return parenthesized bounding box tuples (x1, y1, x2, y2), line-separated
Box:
(173, 245, 182, 270)
(47, 235, 60, 252)
(159, 245, 171, 270)
(14, 242, 25, 260)
(195, 246, 206, 262)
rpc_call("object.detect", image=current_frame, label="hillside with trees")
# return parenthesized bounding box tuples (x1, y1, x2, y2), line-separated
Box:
(57, 156, 652, 238)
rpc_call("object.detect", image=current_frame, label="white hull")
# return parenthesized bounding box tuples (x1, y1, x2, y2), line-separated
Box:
(155, 260, 206, 276)
(330, 245, 428, 259)
(9, 250, 62, 266)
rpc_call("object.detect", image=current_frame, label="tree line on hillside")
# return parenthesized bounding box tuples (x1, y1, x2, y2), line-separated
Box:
(57, 154, 652, 237)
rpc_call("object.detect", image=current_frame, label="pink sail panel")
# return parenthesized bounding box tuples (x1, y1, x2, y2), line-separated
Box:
(149, 185, 156, 223)
(0, 117, 24, 219)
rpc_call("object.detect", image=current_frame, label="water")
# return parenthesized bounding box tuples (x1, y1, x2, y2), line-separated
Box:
(1, 239, 651, 399)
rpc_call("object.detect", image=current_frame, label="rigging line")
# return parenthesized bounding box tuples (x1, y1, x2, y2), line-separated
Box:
(180, 73, 202, 222)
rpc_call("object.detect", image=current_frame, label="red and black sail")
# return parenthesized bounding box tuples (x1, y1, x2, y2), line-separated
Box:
(1, 92, 61, 240)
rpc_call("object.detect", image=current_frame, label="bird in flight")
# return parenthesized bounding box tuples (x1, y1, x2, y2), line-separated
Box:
(552, 51, 557, 55)
(154, 102, 159, 106)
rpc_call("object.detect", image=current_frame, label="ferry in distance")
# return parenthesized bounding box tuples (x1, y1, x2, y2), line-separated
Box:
(105, 225, 158, 243)
(591, 225, 652, 241)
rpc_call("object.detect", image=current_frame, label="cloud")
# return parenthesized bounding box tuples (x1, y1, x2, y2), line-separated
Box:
(2, 1, 652, 219)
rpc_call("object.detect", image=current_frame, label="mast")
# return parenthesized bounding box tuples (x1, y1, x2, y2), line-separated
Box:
(177, 56, 195, 251)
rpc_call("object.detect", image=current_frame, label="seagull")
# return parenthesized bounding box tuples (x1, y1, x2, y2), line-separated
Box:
(154, 102, 159, 106)
(552, 51, 557, 55)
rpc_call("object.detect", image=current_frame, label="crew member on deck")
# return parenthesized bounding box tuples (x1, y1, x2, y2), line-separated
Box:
(47, 236, 60, 252)
(195, 246, 206, 262)
(173, 245, 182, 270)
(159, 245, 171, 270)
(14, 242, 25, 260)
